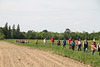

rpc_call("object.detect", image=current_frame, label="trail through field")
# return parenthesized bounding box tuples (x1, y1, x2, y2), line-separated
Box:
(0, 41, 91, 67)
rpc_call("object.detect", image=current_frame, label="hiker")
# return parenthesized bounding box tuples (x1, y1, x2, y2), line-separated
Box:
(22, 40, 25, 43)
(57, 39, 60, 46)
(78, 39, 82, 51)
(68, 37, 72, 49)
(71, 39, 75, 50)
(83, 39, 88, 52)
(91, 42, 96, 55)
(43, 38, 47, 45)
(91, 39, 96, 47)
(76, 40, 78, 49)
(17, 40, 20, 43)
(16, 40, 20, 43)
(63, 38, 66, 48)
(20, 40, 22, 43)
(51, 37, 54, 45)
(97, 42, 100, 55)
(35, 39, 38, 44)
(25, 40, 28, 43)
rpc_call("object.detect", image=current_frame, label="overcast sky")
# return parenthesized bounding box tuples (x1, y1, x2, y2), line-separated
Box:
(0, 0, 100, 33)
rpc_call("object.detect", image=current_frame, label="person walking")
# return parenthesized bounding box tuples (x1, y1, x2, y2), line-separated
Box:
(63, 38, 66, 48)
(35, 39, 38, 44)
(91, 42, 96, 55)
(97, 42, 100, 55)
(76, 40, 78, 49)
(91, 39, 96, 47)
(51, 37, 54, 45)
(83, 39, 88, 52)
(71, 39, 75, 50)
(57, 39, 60, 46)
(68, 37, 72, 49)
(78, 39, 82, 51)
(44, 38, 47, 45)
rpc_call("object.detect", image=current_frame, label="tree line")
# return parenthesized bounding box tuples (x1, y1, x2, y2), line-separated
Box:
(0, 23, 100, 40)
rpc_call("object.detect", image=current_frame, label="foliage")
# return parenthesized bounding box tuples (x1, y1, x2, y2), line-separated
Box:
(42, 29, 48, 32)
(8, 25, 11, 38)
(0, 33, 5, 40)
(0, 23, 100, 40)
(4, 22, 9, 38)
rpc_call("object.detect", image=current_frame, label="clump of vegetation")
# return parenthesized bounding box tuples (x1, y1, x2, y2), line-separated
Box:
(0, 33, 5, 40)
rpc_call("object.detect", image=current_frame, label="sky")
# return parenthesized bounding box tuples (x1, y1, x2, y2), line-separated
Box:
(0, 0, 100, 33)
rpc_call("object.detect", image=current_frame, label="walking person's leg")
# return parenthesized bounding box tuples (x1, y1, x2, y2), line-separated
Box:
(80, 45, 81, 51)
(44, 42, 46, 45)
(86, 48, 88, 53)
(63, 44, 65, 48)
(92, 50, 93, 55)
(52, 42, 53, 45)
(73, 46, 74, 50)
(92, 50, 94, 55)
(79, 45, 81, 51)
(64, 44, 66, 48)
(83, 47, 85, 52)
(72, 46, 73, 50)
(78, 45, 79, 51)
(69, 44, 70, 49)
(93, 50, 95, 54)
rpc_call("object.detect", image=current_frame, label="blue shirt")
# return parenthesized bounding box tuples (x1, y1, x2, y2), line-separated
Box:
(71, 41, 75, 46)
(63, 40, 66, 45)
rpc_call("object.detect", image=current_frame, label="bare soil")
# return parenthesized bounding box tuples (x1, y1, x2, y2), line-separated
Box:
(0, 41, 91, 67)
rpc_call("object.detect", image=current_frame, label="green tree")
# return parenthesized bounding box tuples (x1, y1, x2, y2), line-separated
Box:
(0, 27, 4, 34)
(0, 33, 5, 40)
(42, 29, 48, 32)
(64, 28, 71, 39)
(8, 25, 11, 38)
(12, 24, 16, 38)
(16, 24, 20, 39)
(4, 22, 8, 38)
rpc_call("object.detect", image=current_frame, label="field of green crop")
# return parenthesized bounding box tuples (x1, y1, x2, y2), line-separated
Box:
(4, 39, 100, 67)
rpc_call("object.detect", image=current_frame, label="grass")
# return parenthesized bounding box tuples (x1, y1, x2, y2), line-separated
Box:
(4, 39, 100, 67)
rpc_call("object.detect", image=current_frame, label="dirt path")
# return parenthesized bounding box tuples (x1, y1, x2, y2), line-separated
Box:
(0, 41, 91, 67)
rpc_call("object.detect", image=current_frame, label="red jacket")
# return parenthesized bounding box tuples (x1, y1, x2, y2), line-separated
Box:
(22, 40, 25, 43)
(51, 39, 54, 42)
(68, 39, 72, 43)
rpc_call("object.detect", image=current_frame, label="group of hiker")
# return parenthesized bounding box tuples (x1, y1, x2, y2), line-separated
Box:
(69, 38, 100, 55)
(68, 37, 100, 55)
(35, 37, 100, 55)
(16, 37, 100, 55)
(16, 40, 29, 43)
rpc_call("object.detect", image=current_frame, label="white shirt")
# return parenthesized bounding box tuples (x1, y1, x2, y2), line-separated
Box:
(78, 41, 81, 45)
(44, 39, 46, 43)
